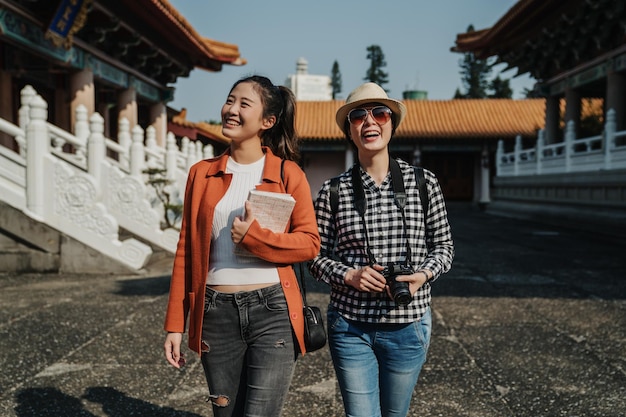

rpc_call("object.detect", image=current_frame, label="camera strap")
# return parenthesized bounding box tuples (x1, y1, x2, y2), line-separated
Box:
(351, 157, 413, 267)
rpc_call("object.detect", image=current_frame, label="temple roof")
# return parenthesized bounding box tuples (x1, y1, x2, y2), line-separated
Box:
(169, 109, 229, 145)
(294, 99, 546, 141)
(171, 99, 549, 144)
(451, 0, 626, 84)
(15, 0, 246, 85)
(122, 0, 246, 71)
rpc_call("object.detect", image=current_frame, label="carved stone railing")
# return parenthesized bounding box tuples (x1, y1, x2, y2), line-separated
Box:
(496, 109, 626, 176)
(0, 85, 213, 271)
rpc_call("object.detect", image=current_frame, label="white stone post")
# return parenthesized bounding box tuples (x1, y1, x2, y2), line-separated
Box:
(25, 95, 48, 219)
(145, 125, 158, 168)
(87, 112, 105, 183)
(165, 132, 177, 181)
(181, 136, 189, 159)
(117, 118, 131, 171)
(536, 129, 544, 175)
(130, 125, 145, 177)
(74, 105, 89, 163)
(604, 109, 616, 170)
(513, 135, 521, 176)
(74, 105, 89, 142)
(19, 85, 36, 129)
(496, 140, 503, 177)
(186, 140, 196, 171)
(17, 85, 37, 157)
(564, 120, 575, 173)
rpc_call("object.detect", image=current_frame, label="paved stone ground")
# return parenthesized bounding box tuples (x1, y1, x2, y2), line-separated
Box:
(1, 203, 624, 416)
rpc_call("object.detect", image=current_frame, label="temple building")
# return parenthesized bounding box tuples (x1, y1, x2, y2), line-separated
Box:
(0, 0, 244, 150)
(1, 0, 624, 273)
(0, 0, 245, 273)
(453, 0, 626, 142)
(449, 0, 626, 229)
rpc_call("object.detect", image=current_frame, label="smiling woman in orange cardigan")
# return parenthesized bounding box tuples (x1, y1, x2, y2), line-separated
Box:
(163, 147, 320, 351)
(163, 75, 320, 417)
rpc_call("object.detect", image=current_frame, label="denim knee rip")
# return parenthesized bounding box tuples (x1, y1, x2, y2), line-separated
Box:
(206, 394, 229, 407)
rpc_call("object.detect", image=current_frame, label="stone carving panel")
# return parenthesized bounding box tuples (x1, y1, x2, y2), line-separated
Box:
(55, 164, 118, 238)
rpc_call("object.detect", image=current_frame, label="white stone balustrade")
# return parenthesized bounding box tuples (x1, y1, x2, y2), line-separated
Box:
(496, 109, 626, 176)
(0, 85, 215, 271)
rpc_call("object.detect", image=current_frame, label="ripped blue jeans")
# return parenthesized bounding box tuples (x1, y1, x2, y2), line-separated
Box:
(201, 283, 297, 417)
(328, 306, 432, 417)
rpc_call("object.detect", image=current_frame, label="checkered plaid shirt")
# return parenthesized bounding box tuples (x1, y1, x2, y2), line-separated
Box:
(309, 158, 454, 324)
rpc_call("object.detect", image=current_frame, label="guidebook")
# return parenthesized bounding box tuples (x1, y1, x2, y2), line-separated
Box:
(234, 190, 296, 257)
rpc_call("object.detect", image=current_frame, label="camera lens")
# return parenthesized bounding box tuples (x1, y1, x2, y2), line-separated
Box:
(391, 279, 412, 306)
(383, 264, 413, 306)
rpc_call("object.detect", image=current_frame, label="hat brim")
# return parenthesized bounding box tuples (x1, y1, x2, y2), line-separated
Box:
(336, 98, 406, 134)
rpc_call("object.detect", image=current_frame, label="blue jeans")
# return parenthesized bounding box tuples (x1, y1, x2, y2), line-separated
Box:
(201, 283, 297, 417)
(327, 306, 432, 417)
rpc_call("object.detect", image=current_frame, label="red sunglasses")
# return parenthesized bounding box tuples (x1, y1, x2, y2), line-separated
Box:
(347, 106, 392, 126)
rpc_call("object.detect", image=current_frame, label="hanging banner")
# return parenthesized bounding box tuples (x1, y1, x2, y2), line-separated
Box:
(45, 0, 91, 49)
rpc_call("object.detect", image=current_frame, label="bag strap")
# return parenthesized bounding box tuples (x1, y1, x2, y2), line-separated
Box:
(280, 158, 286, 184)
(389, 158, 407, 210)
(297, 262, 308, 304)
(281, 159, 310, 303)
(414, 166, 429, 216)
(329, 175, 340, 215)
(330, 164, 429, 217)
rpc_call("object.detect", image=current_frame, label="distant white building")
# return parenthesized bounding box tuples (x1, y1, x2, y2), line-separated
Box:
(284, 58, 332, 101)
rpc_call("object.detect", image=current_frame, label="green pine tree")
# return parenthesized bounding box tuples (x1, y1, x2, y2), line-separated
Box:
(331, 60, 342, 99)
(364, 45, 389, 91)
(456, 25, 492, 99)
(488, 75, 513, 98)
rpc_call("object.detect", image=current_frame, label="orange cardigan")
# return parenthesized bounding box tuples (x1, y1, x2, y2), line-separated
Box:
(164, 148, 321, 355)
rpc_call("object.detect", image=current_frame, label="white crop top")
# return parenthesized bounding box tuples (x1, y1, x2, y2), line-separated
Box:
(207, 156, 280, 286)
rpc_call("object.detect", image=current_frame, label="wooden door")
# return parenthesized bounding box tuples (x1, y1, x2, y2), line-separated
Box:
(422, 152, 474, 201)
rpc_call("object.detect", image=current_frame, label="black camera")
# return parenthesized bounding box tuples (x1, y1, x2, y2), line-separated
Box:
(380, 263, 414, 306)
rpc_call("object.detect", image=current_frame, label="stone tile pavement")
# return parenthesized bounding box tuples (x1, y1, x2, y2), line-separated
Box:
(1, 203, 625, 416)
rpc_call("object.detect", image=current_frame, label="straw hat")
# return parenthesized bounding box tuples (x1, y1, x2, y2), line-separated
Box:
(335, 82, 407, 134)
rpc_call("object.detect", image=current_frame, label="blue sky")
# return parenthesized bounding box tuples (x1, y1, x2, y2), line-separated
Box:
(167, 0, 534, 122)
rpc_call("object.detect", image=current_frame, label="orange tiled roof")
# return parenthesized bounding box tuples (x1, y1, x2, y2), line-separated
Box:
(195, 122, 229, 144)
(295, 101, 345, 140)
(173, 98, 606, 144)
(296, 99, 546, 141)
(171, 109, 229, 144)
(171, 108, 193, 128)
(171, 98, 603, 144)
(397, 99, 545, 139)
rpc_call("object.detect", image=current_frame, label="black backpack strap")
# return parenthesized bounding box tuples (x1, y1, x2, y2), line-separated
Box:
(280, 159, 286, 185)
(330, 166, 428, 216)
(329, 175, 340, 215)
(389, 158, 407, 210)
(414, 167, 428, 216)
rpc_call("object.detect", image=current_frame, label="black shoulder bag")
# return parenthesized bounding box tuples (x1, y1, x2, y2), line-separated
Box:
(298, 263, 327, 352)
(281, 160, 327, 353)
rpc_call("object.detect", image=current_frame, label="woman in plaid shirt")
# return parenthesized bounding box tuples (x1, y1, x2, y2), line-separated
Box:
(309, 82, 454, 417)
